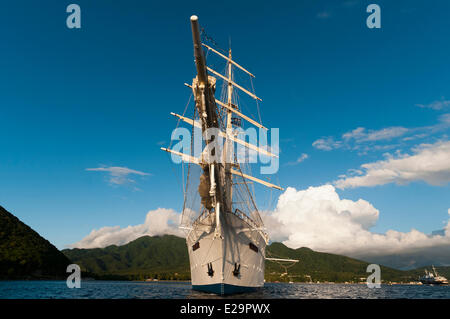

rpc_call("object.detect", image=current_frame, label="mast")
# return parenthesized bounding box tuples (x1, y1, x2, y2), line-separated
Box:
(190, 15, 223, 236)
(224, 49, 234, 212)
(190, 15, 218, 130)
(190, 16, 208, 87)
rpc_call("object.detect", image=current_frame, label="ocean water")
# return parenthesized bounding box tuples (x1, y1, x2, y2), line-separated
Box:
(0, 281, 449, 299)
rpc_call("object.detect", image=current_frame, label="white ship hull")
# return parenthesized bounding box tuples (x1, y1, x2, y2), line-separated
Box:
(186, 210, 266, 295)
(420, 279, 448, 285)
(419, 277, 449, 285)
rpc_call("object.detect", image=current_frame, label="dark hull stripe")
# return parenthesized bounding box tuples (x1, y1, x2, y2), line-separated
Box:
(192, 283, 259, 295)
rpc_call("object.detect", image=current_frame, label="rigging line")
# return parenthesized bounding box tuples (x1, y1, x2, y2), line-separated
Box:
(166, 152, 185, 202)
(201, 29, 227, 55)
(182, 121, 192, 207)
(183, 106, 197, 213)
(177, 93, 194, 217)
(271, 175, 281, 209)
(201, 230, 218, 267)
(217, 62, 229, 128)
(232, 159, 248, 216)
(239, 149, 258, 216)
(250, 76, 263, 125)
(265, 173, 275, 212)
(248, 161, 256, 208)
(163, 116, 189, 195)
(182, 153, 185, 197)
(235, 154, 259, 222)
(224, 74, 260, 130)
(216, 107, 224, 126)
(169, 92, 193, 150)
(182, 107, 196, 201)
(234, 82, 258, 125)
(232, 88, 257, 132)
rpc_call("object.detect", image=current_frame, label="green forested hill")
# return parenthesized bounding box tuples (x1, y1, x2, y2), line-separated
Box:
(63, 235, 191, 280)
(265, 243, 413, 283)
(2, 202, 443, 283)
(0, 205, 71, 279)
(63, 235, 424, 283)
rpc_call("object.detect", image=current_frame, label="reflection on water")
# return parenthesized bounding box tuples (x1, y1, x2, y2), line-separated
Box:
(0, 281, 449, 299)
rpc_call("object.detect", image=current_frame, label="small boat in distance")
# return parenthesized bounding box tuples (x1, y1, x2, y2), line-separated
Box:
(419, 266, 448, 285)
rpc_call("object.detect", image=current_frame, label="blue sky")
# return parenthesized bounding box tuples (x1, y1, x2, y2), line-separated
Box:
(0, 0, 449, 250)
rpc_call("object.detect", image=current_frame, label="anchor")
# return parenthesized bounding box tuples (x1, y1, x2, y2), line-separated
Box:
(207, 262, 214, 277)
(232, 263, 241, 277)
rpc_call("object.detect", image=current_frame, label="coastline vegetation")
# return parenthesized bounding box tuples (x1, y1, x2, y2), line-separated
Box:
(63, 235, 450, 284)
(2, 206, 449, 283)
(0, 206, 71, 280)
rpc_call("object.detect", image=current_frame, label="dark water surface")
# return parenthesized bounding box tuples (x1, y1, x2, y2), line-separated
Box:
(0, 281, 449, 299)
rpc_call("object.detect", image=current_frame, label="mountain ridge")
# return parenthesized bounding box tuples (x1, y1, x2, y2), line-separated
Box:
(0, 205, 71, 279)
(2, 205, 448, 282)
(63, 234, 450, 283)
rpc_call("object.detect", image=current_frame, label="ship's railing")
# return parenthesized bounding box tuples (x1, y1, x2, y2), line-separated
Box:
(192, 208, 211, 226)
(230, 208, 259, 230)
(190, 206, 260, 230)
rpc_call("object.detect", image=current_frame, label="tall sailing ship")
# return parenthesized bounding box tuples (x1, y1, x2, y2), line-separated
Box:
(162, 15, 283, 294)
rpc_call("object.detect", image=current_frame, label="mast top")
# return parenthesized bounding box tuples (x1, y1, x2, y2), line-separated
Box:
(190, 15, 208, 86)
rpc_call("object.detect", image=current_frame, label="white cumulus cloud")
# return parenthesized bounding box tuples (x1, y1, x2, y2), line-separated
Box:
(334, 140, 450, 189)
(261, 185, 450, 262)
(69, 208, 182, 248)
(68, 185, 450, 268)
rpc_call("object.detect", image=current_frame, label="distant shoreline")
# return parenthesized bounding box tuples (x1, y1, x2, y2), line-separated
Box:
(0, 278, 424, 285)
(133, 280, 426, 285)
(1, 278, 435, 286)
